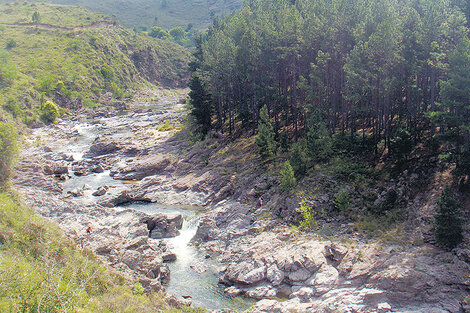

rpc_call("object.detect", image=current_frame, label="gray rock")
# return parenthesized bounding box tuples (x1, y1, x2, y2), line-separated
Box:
(92, 186, 108, 196)
(67, 188, 84, 197)
(89, 138, 120, 156)
(305, 264, 338, 295)
(162, 252, 177, 262)
(290, 287, 315, 302)
(141, 213, 183, 239)
(245, 285, 276, 299)
(92, 164, 105, 173)
(267, 263, 284, 286)
(287, 268, 311, 282)
(224, 286, 242, 296)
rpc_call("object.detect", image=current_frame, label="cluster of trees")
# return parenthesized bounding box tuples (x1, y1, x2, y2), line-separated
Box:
(190, 0, 470, 175)
(148, 25, 194, 46)
(189, 0, 470, 248)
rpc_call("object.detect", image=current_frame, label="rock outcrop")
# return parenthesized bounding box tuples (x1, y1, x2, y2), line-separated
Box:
(141, 213, 183, 239)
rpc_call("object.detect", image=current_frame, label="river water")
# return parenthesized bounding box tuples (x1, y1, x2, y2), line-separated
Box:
(55, 110, 254, 311)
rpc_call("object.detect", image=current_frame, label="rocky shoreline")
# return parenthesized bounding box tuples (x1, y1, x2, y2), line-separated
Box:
(14, 95, 470, 312)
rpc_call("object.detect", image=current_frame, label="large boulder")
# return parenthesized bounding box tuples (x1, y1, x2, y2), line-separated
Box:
(111, 155, 173, 180)
(141, 213, 183, 239)
(88, 137, 121, 156)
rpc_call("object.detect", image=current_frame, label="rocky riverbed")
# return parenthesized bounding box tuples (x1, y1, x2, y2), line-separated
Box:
(13, 94, 470, 312)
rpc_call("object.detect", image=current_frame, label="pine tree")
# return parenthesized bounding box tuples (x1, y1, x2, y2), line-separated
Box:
(431, 37, 470, 180)
(290, 139, 309, 178)
(188, 74, 212, 136)
(434, 186, 463, 249)
(256, 105, 276, 162)
(280, 161, 296, 191)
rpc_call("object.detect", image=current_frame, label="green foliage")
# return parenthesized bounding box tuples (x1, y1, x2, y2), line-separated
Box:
(256, 105, 276, 162)
(330, 158, 377, 186)
(289, 139, 309, 178)
(38, 75, 57, 94)
(389, 127, 413, 162)
(188, 74, 212, 136)
(100, 65, 115, 81)
(41, 100, 59, 124)
(108, 82, 124, 99)
(133, 282, 145, 296)
(32, 11, 40, 24)
(279, 129, 290, 153)
(3, 97, 21, 118)
(149, 26, 170, 39)
(170, 27, 185, 40)
(280, 161, 296, 191)
(306, 111, 332, 162)
(298, 199, 325, 230)
(434, 186, 463, 249)
(0, 62, 18, 86)
(0, 123, 18, 187)
(5, 38, 16, 50)
(334, 190, 350, 213)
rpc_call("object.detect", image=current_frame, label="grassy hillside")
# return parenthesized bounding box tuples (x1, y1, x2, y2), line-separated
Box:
(0, 1, 190, 126)
(1, 0, 243, 30)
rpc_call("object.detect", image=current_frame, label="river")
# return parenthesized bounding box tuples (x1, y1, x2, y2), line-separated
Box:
(54, 103, 254, 311)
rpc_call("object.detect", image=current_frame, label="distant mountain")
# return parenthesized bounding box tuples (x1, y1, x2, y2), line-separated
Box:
(2, 0, 243, 30)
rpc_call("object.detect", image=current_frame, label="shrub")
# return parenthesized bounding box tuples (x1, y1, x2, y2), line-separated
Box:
(434, 186, 463, 249)
(334, 189, 350, 212)
(108, 82, 123, 99)
(0, 122, 18, 187)
(298, 199, 325, 229)
(256, 105, 275, 162)
(280, 161, 296, 191)
(389, 127, 413, 162)
(0, 62, 18, 86)
(100, 65, 114, 81)
(5, 38, 16, 50)
(149, 26, 169, 39)
(3, 97, 21, 118)
(38, 75, 56, 93)
(41, 100, 59, 124)
(290, 139, 309, 178)
(279, 129, 290, 152)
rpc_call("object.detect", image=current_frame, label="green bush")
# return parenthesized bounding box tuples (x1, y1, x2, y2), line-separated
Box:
(41, 100, 59, 124)
(280, 160, 296, 191)
(0, 122, 18, 187)
(334, 189, 350, 213)
(0, 62, 18, 86)
(5, 38, 16, 50)
(38, 75, 57, 93)
(108, 82, 124, 99)
(3, 97, 21, 118)
(298, 199, 325, 230)
(149, 26, 169, 39)
(290, 139, 309, 178)
(256, 105, 275, 162)
(100, 65, 114, 81)
(434, 186, 463, 249)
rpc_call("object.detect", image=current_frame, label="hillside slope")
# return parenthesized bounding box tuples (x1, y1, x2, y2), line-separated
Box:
(0, 1, 190, 126)
(1, 0, 243, 30)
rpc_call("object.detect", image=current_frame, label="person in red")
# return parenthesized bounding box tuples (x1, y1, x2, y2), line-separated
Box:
(86, 226, 92, 234)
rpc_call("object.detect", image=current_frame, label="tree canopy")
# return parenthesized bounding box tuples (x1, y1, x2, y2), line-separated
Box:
(190, 0, 470, 171)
